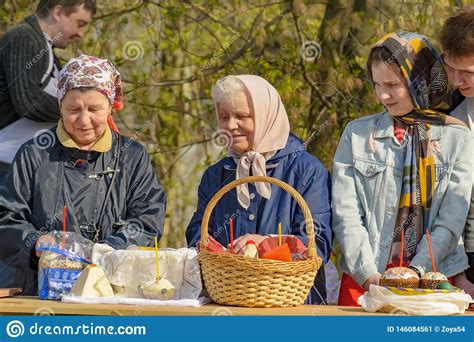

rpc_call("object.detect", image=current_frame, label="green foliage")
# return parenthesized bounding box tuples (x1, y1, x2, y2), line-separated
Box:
(0, 0, 467, 247)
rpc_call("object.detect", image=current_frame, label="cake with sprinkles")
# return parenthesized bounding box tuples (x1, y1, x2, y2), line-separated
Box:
(419, 272, 448, 289)
(379, 267, 419, 288)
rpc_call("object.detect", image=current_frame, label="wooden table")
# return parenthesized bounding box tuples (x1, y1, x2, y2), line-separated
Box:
(0, 297, 473, 316)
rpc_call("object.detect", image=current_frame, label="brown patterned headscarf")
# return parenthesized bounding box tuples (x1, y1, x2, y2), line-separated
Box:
(58, 54, 123, 132)
(372, 32, 466, 266)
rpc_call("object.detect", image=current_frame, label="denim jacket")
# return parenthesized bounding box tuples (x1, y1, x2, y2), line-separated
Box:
(451, 98, 474, 254)
(332, 111, 473, 286)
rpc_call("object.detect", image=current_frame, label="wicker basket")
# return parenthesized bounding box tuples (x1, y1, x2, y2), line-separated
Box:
(198, 175, 322, 307)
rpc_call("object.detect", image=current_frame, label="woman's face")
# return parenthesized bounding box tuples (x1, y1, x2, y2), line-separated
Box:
(217, 89, 255, 154)
(372, 61, 414, 117)
(61, 89, 111, 149)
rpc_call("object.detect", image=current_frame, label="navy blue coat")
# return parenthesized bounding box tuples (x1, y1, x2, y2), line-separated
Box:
(186, 133, 332, 304)
(0, 129, 166, 294)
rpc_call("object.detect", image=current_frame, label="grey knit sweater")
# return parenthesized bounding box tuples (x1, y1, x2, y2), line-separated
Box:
(0, 16, 61, 129)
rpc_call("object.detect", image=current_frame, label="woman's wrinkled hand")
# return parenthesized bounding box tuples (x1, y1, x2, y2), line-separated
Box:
(228, 234, 268, 255)
(454, 271, 474, 297)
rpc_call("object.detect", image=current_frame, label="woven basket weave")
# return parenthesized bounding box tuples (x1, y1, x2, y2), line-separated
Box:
(198, 175, 322, 307)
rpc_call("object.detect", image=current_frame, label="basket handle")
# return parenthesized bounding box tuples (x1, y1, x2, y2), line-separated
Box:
(199, 175, 318, 258)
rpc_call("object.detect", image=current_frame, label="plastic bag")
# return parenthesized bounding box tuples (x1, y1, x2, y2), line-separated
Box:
(36, 231, 94, 300)
(91, 244, 202, 300)
(358, 285, 473, 315)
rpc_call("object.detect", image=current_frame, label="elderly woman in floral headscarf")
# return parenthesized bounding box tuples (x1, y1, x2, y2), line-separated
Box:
(0, 54, 166, 295)
(186, 75, 332, 304)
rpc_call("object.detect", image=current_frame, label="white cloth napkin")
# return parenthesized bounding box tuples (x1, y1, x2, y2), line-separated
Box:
(62, 295, 211, 307)
(358, 284, 473, 315)
(91, 244, 203, 300)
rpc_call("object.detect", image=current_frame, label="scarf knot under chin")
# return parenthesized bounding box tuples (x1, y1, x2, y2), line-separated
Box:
(220, 75, 290, 209)
(234, 151, 272, 209)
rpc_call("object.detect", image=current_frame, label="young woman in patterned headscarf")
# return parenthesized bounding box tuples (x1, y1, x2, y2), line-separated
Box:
(332, 32, 472, 306)
(0, 55, 166, 295)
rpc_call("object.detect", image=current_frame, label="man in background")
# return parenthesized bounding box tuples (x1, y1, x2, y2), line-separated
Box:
(0, 0, 96, 176)
(0, 0, 96, 288)
(441, 6, 474, 296)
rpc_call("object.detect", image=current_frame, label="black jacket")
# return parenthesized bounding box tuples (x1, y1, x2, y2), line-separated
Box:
(0, 128, 166, 294)
(0, 16, 61, 128)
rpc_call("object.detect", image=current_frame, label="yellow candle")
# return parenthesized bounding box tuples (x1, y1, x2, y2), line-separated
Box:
(278, 223, 282, 246)
(154, 236, 160, 280)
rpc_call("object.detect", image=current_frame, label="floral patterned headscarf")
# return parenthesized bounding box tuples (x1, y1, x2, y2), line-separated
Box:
(58, 54, 123, 132)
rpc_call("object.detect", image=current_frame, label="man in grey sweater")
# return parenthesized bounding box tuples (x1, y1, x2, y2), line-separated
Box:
(0, 0, 96, 288)
(0, 0, 96, 174)
(441, 7, 474, 297)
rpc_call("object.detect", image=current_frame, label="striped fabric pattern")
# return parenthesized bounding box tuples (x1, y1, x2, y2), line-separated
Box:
(372, 32, 467, 265)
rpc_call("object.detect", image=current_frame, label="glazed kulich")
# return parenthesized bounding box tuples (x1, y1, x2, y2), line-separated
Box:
(379, 267, 420, 288)
(420, 272, 448, 289)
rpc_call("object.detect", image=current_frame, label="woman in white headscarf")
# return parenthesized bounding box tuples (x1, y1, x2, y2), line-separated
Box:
(186, 75, 332, 304)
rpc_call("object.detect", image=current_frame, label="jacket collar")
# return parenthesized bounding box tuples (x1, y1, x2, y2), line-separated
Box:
(464, 98, 474, 132)
(269, 133, 305, 162)
(223, 133, 304, 171)
(56, 119, 112, 152)
(24, 16, 47, 42)
(373, 111, 442, 140)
